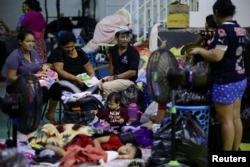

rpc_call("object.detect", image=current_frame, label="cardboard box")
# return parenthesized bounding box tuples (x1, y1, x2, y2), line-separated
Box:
(167, 2, 189, 28)
(168, 2, 189, 14)
(167, 13, 189, 28)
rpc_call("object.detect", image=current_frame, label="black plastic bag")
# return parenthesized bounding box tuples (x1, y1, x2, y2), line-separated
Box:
(150, 113, 208, 167)
(120, 84, 145, 111)
(189, 55, 213, 90)
(62, 96, 104, 125)
(175, 90, 211, 106)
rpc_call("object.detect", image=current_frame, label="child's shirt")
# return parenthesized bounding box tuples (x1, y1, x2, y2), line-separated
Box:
(199, 30, 215, 49)
(96, 107, 128, 126)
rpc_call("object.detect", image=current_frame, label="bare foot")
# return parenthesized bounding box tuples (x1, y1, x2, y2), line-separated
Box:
(45, 113, 57, 125)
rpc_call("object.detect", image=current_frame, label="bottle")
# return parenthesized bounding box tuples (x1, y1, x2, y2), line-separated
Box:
(127, 103, 139, 124)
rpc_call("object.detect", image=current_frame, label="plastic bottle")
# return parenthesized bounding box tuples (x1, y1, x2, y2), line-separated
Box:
(127, 103, 140, 124)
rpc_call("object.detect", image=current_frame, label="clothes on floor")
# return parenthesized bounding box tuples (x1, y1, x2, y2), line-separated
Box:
(59, 145, 107, 167)
(63, 134, 123, 152)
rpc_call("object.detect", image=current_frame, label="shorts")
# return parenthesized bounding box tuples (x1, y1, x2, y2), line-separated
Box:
(212, 79, 247, 104)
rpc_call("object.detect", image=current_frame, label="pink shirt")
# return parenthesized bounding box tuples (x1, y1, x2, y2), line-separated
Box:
(21, 11, 46, 33)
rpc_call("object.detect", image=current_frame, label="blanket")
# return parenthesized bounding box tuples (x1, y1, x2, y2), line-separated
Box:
(28, 124, 101, 147)
(59, 145, 107, 167)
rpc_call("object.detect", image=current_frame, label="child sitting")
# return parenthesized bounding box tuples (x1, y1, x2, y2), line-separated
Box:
(92, 92, 128, 131)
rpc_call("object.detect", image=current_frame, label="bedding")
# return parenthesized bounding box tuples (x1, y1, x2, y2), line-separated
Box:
(28, 124, 101, 147)
(83, 148, 151, 167)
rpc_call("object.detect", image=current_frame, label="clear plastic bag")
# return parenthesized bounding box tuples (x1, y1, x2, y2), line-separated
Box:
(0, 148, 30, 167)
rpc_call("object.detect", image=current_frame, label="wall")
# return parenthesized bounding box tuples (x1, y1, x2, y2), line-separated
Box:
(190, 0, 250, 28)
(0, 0, 250, 30)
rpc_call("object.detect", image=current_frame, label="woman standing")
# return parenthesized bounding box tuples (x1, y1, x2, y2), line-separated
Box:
(190, 0, 247, 151)
(21, 0, 47, 62)
(16, 2, 28, 32)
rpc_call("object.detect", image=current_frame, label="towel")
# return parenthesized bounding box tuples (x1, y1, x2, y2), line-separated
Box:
(59, 145, 107, 167)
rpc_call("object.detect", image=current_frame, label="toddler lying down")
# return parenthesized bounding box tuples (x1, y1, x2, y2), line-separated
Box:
(45, 133, 142, 165)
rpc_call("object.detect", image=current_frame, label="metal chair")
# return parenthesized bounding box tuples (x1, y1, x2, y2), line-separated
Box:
(41, 80, 99, 123)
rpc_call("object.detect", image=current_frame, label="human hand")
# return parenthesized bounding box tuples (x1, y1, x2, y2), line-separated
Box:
(34, 73, 48, 80)
(91, 110, 98, 115)
(189, 47, 201, 55)
(118, 118, 124, 124)
(105, 76, 115, 82)
(75, 77, 83, 85)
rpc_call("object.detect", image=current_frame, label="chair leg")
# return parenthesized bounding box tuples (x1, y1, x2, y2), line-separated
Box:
(59, 100, 62, 124)
(41, 101, 49, 120)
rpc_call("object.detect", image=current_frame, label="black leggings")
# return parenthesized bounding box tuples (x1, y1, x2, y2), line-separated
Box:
(49, 82, 88, 101)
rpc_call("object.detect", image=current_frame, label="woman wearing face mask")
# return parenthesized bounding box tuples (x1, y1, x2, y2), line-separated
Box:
(46, 31, 95, 124)
(5, 29, 49, 104)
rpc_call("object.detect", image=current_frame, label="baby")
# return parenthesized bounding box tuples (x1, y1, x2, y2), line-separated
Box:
(92, 92, 128, 133)
(38, 63, 59, 88)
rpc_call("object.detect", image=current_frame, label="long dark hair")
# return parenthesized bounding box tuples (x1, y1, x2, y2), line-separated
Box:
(25, 0, 42, 12)
(17, 29, 35, 45)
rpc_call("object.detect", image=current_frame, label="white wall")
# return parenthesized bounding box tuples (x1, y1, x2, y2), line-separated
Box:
(0, 0, 250, 30)
(190, 0, 250, 27)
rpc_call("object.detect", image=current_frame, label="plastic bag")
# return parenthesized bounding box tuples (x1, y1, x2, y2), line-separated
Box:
(140, 101, 158, 123)
(150, 113, 207, 167)
(120, 84, 145, 111)
(0, 148, 30, 167)
(175, 90, 211, 106)
(93, 120, 110, 131)
(189, 55, 212, 90)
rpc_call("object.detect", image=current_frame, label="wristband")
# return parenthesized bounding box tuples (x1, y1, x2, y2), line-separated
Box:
(114, 75, 118, 80)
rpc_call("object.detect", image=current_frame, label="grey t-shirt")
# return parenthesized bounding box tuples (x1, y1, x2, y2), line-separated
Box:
(6, 47, 42, 84)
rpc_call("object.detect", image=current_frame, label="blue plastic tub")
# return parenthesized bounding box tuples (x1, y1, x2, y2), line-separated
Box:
(85, 50, 99, 67)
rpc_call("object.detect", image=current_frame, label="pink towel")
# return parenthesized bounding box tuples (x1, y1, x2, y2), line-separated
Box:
(59, 145, 107, 167)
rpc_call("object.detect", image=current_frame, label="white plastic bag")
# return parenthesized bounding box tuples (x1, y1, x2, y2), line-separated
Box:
(140, 101, 158, 123)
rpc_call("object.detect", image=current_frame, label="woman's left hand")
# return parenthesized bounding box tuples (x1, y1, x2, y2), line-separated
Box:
(189, 47, 201, 55)
(34, 73, 48, 80)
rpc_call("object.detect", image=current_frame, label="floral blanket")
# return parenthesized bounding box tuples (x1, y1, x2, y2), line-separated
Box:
(28, 124, 101, 147)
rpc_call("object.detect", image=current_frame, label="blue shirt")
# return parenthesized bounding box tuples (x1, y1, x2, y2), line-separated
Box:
(17, 14, 25, 29)
(208, 21, 246, 84)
